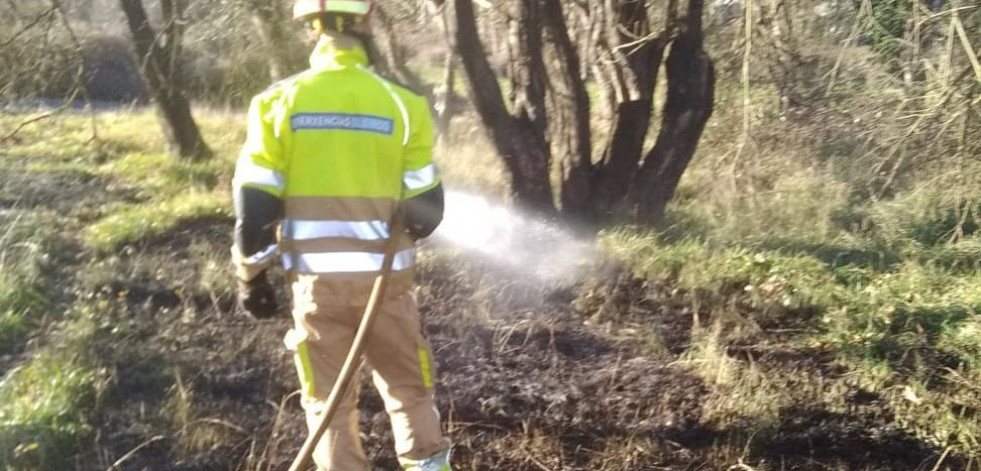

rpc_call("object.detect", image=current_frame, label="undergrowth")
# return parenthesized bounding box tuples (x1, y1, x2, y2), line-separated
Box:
(1, 83, 979, 467)
(1, 110, 239, 470)
(0, 302, 114, 470)
(600, 168, 981, 454)
(0, 213, 58, 355)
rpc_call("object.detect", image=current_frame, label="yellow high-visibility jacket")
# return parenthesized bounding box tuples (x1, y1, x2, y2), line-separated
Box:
(232, 35, 440, 300)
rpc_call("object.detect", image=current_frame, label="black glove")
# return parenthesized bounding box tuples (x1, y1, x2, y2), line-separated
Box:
(404, 185, 444, 240)
(237, 271, 278, 319)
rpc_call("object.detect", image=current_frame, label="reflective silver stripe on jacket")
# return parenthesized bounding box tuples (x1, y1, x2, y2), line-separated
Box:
(288, 220, 389, 240)
(403, 164, 437, 190)
(282, 249, 415, 273)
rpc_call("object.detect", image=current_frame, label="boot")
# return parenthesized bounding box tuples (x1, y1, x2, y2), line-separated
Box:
(398, 448, 452, 471)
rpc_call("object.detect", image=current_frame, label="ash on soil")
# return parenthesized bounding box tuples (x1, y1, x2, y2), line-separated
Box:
(3, 165, 968, 471)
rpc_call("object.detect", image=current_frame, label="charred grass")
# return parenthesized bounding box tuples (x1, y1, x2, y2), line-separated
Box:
(1, 109, 979, 471)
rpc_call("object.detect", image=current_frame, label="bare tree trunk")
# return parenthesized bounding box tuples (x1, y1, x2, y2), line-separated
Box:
(454, 0, 553, 214)
(246, 0, 298, 82)
(449, 0, 713, 224)
(543, 0, 592, 218)
(619, 0, 714, 223)
(434, 52, 457, 139)
(372, 4, 427, 92)
(590, 0, 666, 220)
(507, 0, 548, 141)
(433, 0, 458, 140)
(757, 0, 805, 109)
(120, 0, 211, 160)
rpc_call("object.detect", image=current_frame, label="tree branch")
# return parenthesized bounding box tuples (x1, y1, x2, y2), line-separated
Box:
(0, 7, 56, 49)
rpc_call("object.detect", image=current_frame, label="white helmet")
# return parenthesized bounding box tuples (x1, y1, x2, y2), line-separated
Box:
(293, 0, 373, 21)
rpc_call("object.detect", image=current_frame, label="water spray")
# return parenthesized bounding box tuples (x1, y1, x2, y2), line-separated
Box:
(433, 190, 601, 282)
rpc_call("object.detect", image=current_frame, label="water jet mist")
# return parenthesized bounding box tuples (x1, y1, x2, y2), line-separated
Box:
(432, 190, 601, 282)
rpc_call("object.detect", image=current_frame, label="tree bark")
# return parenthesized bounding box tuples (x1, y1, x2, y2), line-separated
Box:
(434, 52, 457, 139)
(507, 0, 548, 139)
(120, 0, 211, 160)
(619, 0, 714, 223)
(433, 0, 458, 140)
(372, 4, 427, 92)
(543, 0, 592, 218)
(453, 0, 553, 214)
(449, 0, 713, 224)
(505, 0, 553, 212)
(246, 0, 298, 82)
(590, 0, 665, 220)
(757, 0, 805, 109)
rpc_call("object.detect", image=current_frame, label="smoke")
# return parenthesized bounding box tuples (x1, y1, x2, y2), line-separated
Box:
(433, 190, 601, 282)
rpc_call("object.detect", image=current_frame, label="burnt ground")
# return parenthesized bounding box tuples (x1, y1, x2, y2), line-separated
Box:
(1, 160, 974, 471)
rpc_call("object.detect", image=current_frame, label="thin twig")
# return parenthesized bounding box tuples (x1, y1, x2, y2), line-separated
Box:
(916, 5, 979, 28)
(0, 88, 79, 143)
(186, 417, 248, 434)
(825, 0, 870, 96)
(871, 66, 974, 198)
(930, 446, 953, 471)
(105, 435, 167, 471)
(0, 7, 56, 49)
(527, 454, 555, 471)
(50, 0, 99, 141)
(952, 14, 981, 84)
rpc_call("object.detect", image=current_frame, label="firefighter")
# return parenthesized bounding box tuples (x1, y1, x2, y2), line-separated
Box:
(230, 0, 450, 469)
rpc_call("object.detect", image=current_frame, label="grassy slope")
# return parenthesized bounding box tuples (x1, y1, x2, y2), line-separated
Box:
(0, 97, 979, 470)
(601, 75, 981, 457)
(0, 110, 243, 469)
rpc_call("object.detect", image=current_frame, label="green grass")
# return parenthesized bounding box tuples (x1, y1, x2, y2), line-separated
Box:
(98, 151, 227, 195)
(0, 116, 102, 165)
(601, 147, 981, 454)
(602, 221, 981, 453)
(0, 251, 46, 354)
(0, 311, 31, 355)
(0, 215, 57, 354)
(1, 108, 243, 168)
(0, 354, 104, 469)
(5, 111, 242, 253)
(0, 272, 43, 354)
(84, 192, 232, 252)
(601, 230, 839, 310)
(4, 91, 981, 464)
(0, 305, 109, 470)
(1, 109, 240, 469)
(822, 263, 981, 366)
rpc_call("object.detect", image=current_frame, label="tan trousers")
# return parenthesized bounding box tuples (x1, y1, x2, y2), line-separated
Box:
(285, 275, 450, 471)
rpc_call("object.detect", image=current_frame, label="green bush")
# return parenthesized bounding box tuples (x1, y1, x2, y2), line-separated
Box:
(866, 0, 912, 65)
